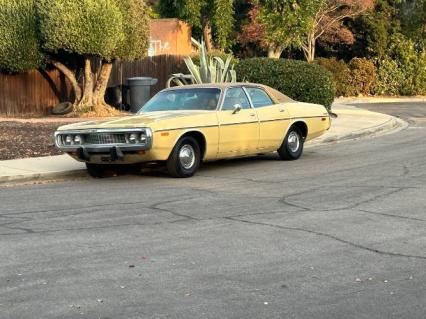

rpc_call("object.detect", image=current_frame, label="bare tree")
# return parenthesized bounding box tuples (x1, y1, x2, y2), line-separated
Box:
(302, 0, 375, 62)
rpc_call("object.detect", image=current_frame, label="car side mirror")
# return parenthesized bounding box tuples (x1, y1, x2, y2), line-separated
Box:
(232, 104, 242, 114)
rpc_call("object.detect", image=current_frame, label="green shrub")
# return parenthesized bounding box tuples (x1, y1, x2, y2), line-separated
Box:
(348, 58, 377, 96)
(0, 0, 44, 72)
(375, 34, 426, 96)
(315, 58, 352, 97)
(375, 57, 405, 95)
(236, 58, 336, 109)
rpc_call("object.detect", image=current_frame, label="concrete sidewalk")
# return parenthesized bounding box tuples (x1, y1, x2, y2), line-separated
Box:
(0, 104, 407, 184)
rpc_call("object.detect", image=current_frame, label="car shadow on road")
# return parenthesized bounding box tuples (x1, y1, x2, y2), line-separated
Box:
(118, 153, 289, 179)
(87, 150, 321, 180)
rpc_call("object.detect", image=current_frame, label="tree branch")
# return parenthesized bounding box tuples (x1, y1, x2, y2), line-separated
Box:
(51, 60, 82, 104)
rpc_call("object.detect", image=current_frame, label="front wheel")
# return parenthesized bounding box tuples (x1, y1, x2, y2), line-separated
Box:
(167, 136, 201, 178)
(277, 126, 304, 160)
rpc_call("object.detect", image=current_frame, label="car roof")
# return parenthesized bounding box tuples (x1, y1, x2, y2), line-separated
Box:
(161, 83, 294, 103)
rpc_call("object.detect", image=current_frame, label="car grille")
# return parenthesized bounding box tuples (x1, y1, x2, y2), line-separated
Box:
(84, 133, 126, 145)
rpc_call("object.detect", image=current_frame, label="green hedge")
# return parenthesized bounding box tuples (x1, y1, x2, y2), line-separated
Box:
(235, 58, 335, 109)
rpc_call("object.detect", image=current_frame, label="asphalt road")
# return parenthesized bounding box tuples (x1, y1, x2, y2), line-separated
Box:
(1, 104, 425, 319)
(353, 101, 426, 127)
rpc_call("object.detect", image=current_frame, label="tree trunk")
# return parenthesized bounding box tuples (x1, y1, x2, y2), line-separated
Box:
(52, 57, 116, 115)
(303, 32, 316, 62)
(202, 21, 214, 52)
(267, 46, 283, 59)
(92, 62, 113, 112)
(51, 60, 82, 104)
(77, 58, 94, 111)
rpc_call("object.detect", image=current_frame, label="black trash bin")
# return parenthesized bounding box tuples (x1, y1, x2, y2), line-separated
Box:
(127, 77, 158, 113)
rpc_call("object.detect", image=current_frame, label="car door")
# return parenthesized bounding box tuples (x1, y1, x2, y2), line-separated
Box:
(217, 87, 259, 156)
(244, 86, 291, 151)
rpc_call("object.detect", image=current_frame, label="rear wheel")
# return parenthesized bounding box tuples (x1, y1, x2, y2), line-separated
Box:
(277, 126, 304, 160)
(167, 136, 201, 178)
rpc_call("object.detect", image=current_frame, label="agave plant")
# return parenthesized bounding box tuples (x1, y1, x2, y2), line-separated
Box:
(167, 38, 237, 88)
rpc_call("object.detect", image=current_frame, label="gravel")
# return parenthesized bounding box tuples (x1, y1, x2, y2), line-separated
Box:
(0, 121, 63, 160)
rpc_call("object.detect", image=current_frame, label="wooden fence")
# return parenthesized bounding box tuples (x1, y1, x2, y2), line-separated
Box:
(108, 55, 186, 95)
(0, 55, 186, 116)
(0, 69, 73, 117)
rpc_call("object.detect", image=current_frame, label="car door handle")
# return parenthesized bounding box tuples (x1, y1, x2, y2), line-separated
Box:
(279, 109, 285, 112)
(249, 113, 256, 117)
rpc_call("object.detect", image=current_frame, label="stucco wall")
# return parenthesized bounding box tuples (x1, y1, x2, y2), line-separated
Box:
(149, 19, 192, 56)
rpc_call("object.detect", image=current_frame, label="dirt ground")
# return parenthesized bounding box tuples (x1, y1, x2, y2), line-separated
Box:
(0, 122, 64, 160)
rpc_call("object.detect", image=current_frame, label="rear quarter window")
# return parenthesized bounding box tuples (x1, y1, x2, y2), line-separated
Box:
(245, 87, 274, 108)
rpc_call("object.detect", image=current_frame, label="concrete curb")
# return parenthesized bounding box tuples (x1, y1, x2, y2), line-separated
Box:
(307, 116, 408, 147)
(0, 169, 87, 185)
(335, 96, 426, 105)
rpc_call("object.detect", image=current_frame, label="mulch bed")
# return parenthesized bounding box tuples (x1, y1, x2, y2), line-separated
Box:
(0, 121, 65, 160)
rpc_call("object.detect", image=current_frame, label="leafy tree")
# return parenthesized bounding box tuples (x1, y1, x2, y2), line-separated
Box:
(397, 0, 425, 44)
(238, 5, 267, 56)
(37, 0, 150, 113)
(0, 0, 44, 73)
(157, 0, 235, 51)
(239, 0, 320, 59)
(238, 0, 373, 60)
(349, 0, 398, 59)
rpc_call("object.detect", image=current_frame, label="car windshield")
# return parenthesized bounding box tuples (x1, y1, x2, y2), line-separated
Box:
(139, 88, 221, 113)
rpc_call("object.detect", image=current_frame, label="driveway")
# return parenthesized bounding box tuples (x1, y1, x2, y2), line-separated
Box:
(0, 103, 425, 319)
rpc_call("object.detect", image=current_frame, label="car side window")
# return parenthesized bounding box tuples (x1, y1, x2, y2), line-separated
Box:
(222, 87, 251, 111)
(245, 87, 274, 108)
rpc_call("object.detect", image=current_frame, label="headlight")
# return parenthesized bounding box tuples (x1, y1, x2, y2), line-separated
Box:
(64, 135, 73, 145)
(74, 135, 82, 145)
(128, 133, 138, 144)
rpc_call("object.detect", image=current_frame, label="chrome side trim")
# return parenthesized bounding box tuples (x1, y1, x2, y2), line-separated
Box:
(241, 86, 255, 109)
(155, 125, 218, 132)
(153, 115, 327, 132)
(220, 121, 259, 126)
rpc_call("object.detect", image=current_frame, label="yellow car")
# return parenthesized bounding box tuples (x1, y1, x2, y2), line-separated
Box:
(55, 83, 331, 177)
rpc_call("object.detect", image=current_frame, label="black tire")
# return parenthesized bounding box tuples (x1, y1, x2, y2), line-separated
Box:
(166, 136, 201, 178)
(86, 163, 109, 178)
(277, 126, 304, 160)
(52, 102, 73, 115)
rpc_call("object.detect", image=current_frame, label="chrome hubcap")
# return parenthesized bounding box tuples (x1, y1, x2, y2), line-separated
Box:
(179, 144, 196, 169)
(287, 131, 300, 153)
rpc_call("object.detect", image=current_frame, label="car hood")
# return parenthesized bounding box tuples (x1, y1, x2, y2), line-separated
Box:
(57, 110, 212, 131)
